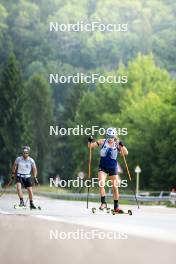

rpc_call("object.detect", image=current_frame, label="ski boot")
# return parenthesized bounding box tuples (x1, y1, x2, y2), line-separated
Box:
(114, 207, 124, 214)
(30, 201, 37, 210)
(30, 201, 41, 210)
(19, 199, 25, 207)
(99, 203, 110, 213)
(99, 202, 107, 210)
(14, 199, 26, 209)
(111, 207, 125, 215)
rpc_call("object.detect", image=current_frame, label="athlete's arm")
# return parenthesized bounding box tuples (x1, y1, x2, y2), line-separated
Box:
(119, 141, 128, 155)
(32, 165, 37, 178)
(88, 138, 104, 149)
(12, 158, 19, 178)
(121, 146, 128, 155)
(11, 162, 17, 179)
(32, 165, 39, 185)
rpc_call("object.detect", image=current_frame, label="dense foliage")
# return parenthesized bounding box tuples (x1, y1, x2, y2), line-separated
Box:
(0, 0, 175, 190)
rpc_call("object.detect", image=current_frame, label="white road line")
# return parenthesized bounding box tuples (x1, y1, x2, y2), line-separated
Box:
(0, 209, 11, 215)
(33, 214, 176, 244)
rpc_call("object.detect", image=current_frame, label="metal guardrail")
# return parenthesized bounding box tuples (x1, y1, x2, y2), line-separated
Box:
(1, 189, 173, 202)
(120, 194, 170, 202)
(36, 191, 171, 202)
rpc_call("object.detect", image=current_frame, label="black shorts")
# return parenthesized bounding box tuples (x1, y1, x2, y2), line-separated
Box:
(98, 166, 118, 176)
(16, 176, 32, 188)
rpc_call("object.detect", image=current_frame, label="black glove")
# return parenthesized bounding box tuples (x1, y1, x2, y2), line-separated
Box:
(88, 136, 94, 143)
(118, 141, 124, 147)
(34, 177, 39, 185)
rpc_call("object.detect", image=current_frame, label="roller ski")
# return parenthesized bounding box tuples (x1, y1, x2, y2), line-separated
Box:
(14, 199, 27, 209)
(30, 201, 41, 210)
(92, 203, 111, 214)
(111, 208, 132, 216)
(14, 204, 27, 209)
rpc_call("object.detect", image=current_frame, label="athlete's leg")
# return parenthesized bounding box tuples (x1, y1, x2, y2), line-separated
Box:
(98, 170, 107, 209)
(16, 181, 25, 206)
(109, 174, 124, 212)
(26, 178, 37, 208)
(109, 175, 120, 200)
(98, 170, 107, 197)
(109, 175, 124, 212)
(16, 182, 23, 199)
(27, 187, 33, 201)
(27, 187, 37, 209)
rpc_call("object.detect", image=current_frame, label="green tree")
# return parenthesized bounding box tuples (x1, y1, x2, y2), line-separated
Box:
(69, 54, 176, 190)
(150, 84, 176, 190)
(115, 54, 175, 189)
(52, 84, 87, 180)
(26, 75, 53, 183)
(0, 53, 28, 177)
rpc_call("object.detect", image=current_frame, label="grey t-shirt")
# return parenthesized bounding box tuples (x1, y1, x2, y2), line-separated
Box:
(15, 156, 36, 177)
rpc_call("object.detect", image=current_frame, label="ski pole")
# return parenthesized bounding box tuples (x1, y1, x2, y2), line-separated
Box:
(86, 146, 92, 209)
(24, 197, 29, 206)
(0, 178, 14, 198)
(121, 148, 140, 209)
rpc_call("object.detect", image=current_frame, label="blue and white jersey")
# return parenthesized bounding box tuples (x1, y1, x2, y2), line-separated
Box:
(99, 139, 119, 168)
(15, 156, 36, 177)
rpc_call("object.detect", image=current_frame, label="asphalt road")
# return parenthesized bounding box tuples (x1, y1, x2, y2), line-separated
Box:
(0, 194, 176, 264)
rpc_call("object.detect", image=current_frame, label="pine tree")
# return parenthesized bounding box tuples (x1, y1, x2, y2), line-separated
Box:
(0, 53, 27, 177)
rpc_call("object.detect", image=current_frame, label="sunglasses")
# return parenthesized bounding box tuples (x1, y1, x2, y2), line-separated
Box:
(23, 152, 29, 154)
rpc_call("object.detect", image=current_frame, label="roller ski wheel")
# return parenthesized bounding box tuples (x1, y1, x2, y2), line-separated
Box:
(128, 210, 132, 215)
(111, 209, 116, 215)
(106, 208, 110, 214)
(92, 207, 96, 214)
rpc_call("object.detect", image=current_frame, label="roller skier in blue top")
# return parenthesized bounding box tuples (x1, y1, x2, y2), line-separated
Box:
(88, 128, 128, 213)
